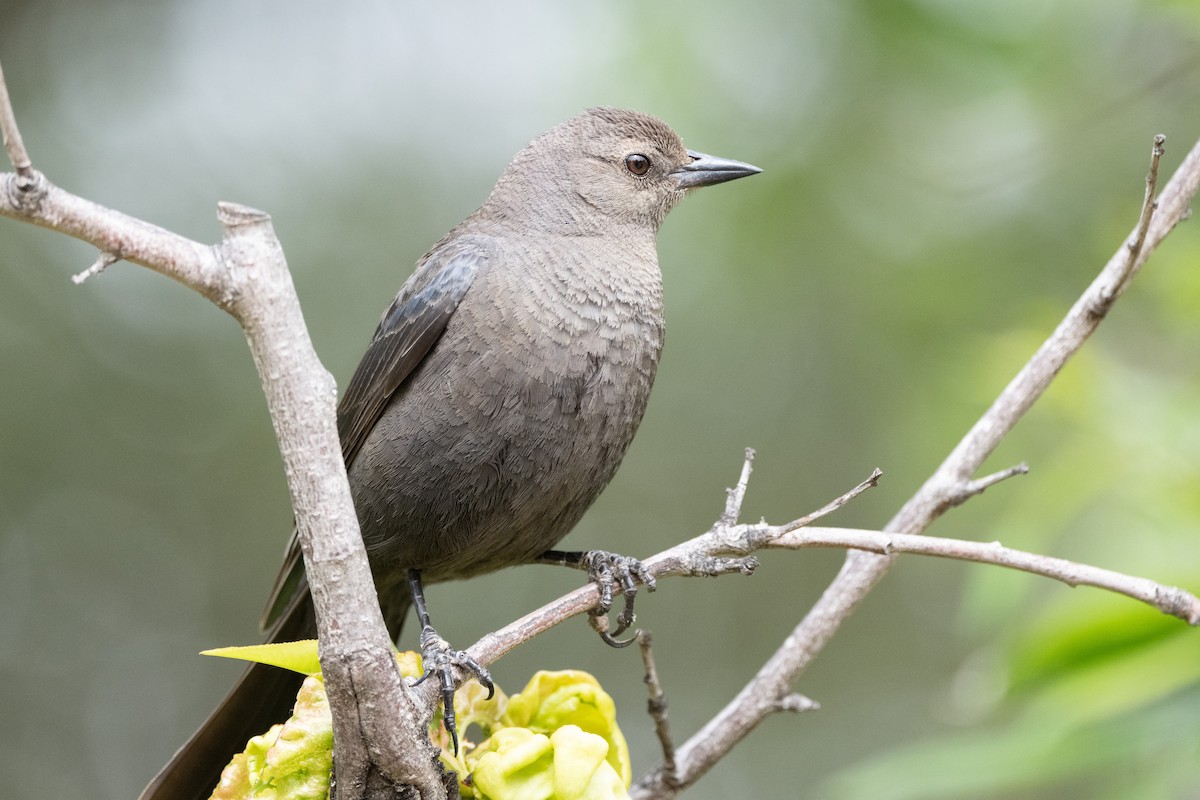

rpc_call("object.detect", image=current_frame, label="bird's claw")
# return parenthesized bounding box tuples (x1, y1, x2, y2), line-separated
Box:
(589, 614, 638, 648)
(581, 550, 655, 647)
(415, 624, 494, 755)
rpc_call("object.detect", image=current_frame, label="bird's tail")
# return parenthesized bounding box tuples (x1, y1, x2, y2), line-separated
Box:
(137, 596, 316, 800)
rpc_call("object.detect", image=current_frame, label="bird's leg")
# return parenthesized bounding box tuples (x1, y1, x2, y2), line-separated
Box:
(407, 569, 494, 755)
(537, 550, 656, 647)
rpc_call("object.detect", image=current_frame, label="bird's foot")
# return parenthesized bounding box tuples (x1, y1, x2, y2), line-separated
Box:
(413, 624, 494, 754)
(580, 550, 656, 648)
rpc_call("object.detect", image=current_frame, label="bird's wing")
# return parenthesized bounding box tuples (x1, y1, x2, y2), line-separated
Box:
(337, 245, 486, 465)
(259, 242, 488, 633)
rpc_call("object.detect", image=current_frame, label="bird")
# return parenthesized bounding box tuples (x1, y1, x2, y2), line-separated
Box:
(140, 106, 760, 800)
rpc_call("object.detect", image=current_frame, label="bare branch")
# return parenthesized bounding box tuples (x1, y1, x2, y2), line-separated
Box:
(0, 62, 445, 798)
(458, 459, 1198, 707)
(637, 632, 678, 789)
(1133, 135, 1167, 253)
(720, 448, 756, 526)
(631, 134, 1200, 799)
(1100, 133, 1166, 311)
(216, 202, 444, 795)
(0, 60, 32, 176)
(772, 467, 883, 537)
(72, 251, 119, 284)
(943, 462, 1029, 508)
(898, 133, 1198, 529)
(1, 172, 228, 306)
(457, 468, 875, 675)
(771, 526, 1200, 625)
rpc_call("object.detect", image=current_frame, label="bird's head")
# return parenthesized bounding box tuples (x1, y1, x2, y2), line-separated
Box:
(483, 107, 760, 235)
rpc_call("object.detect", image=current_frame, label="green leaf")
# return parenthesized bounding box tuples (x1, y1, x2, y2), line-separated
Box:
(201, 641, 424, 681)
(202, 640, 323, 676)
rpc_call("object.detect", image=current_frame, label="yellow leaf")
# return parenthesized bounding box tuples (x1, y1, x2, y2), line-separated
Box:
(201, 640, 322, 675)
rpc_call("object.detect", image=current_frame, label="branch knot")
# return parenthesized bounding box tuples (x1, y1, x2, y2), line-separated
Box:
(3, 168, 47, 213)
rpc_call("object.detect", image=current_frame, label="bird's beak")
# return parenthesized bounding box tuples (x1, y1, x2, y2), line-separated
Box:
(670, 149, 762, 189)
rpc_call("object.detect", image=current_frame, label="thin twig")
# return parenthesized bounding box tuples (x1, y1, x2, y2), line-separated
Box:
(72, 251, 119, 284)
(774, 694, 819, 714)
(944, 462, 1029, 508)
(0, 60, 32, 176)
(720, 448, 755, 526)
(770, 526, 1200, 625)
(1100, 133, 1167, 309)
(638, 632, 678, 787)
(772, 467, 882, 537)
(1135, 134, 1167, 256)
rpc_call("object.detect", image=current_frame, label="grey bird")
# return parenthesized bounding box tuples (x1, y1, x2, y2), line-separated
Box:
(140, 107, 760, 800)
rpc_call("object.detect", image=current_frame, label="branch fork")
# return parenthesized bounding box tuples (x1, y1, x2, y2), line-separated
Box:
(0, 63, 444, 798)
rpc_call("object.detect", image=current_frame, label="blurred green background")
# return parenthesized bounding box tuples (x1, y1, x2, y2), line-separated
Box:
(2, 1, 1199, 798)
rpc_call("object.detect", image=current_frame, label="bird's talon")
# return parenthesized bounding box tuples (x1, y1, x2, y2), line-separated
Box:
(600, 630, 638, 648)
(418, 625, 492, 756)
(638, 567, 657, 592)
(578, 550, 655, 648)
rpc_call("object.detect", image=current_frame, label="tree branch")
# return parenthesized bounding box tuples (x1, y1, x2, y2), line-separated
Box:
(456, 466, 1199, 676)
(513, 452, 1197, 800)
(637, 632, 678, 790)
(0, 60, 31, 176)
(0, 62, 445, 799)
(625, 133, 1200, 798)
(772, 526, 1200, 624)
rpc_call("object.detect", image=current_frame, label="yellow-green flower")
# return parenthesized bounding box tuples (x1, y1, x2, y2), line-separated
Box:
(203, 643, 630, 800)
(453, 670, 631, 799)
(468, 725, 628, 800)
(209, 676, 332, 800)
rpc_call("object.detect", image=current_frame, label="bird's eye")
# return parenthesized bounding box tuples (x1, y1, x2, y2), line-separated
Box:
(624, 153, 651, 176)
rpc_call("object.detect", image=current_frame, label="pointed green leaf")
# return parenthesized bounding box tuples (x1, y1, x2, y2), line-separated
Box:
(202, 640, 323, 675)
